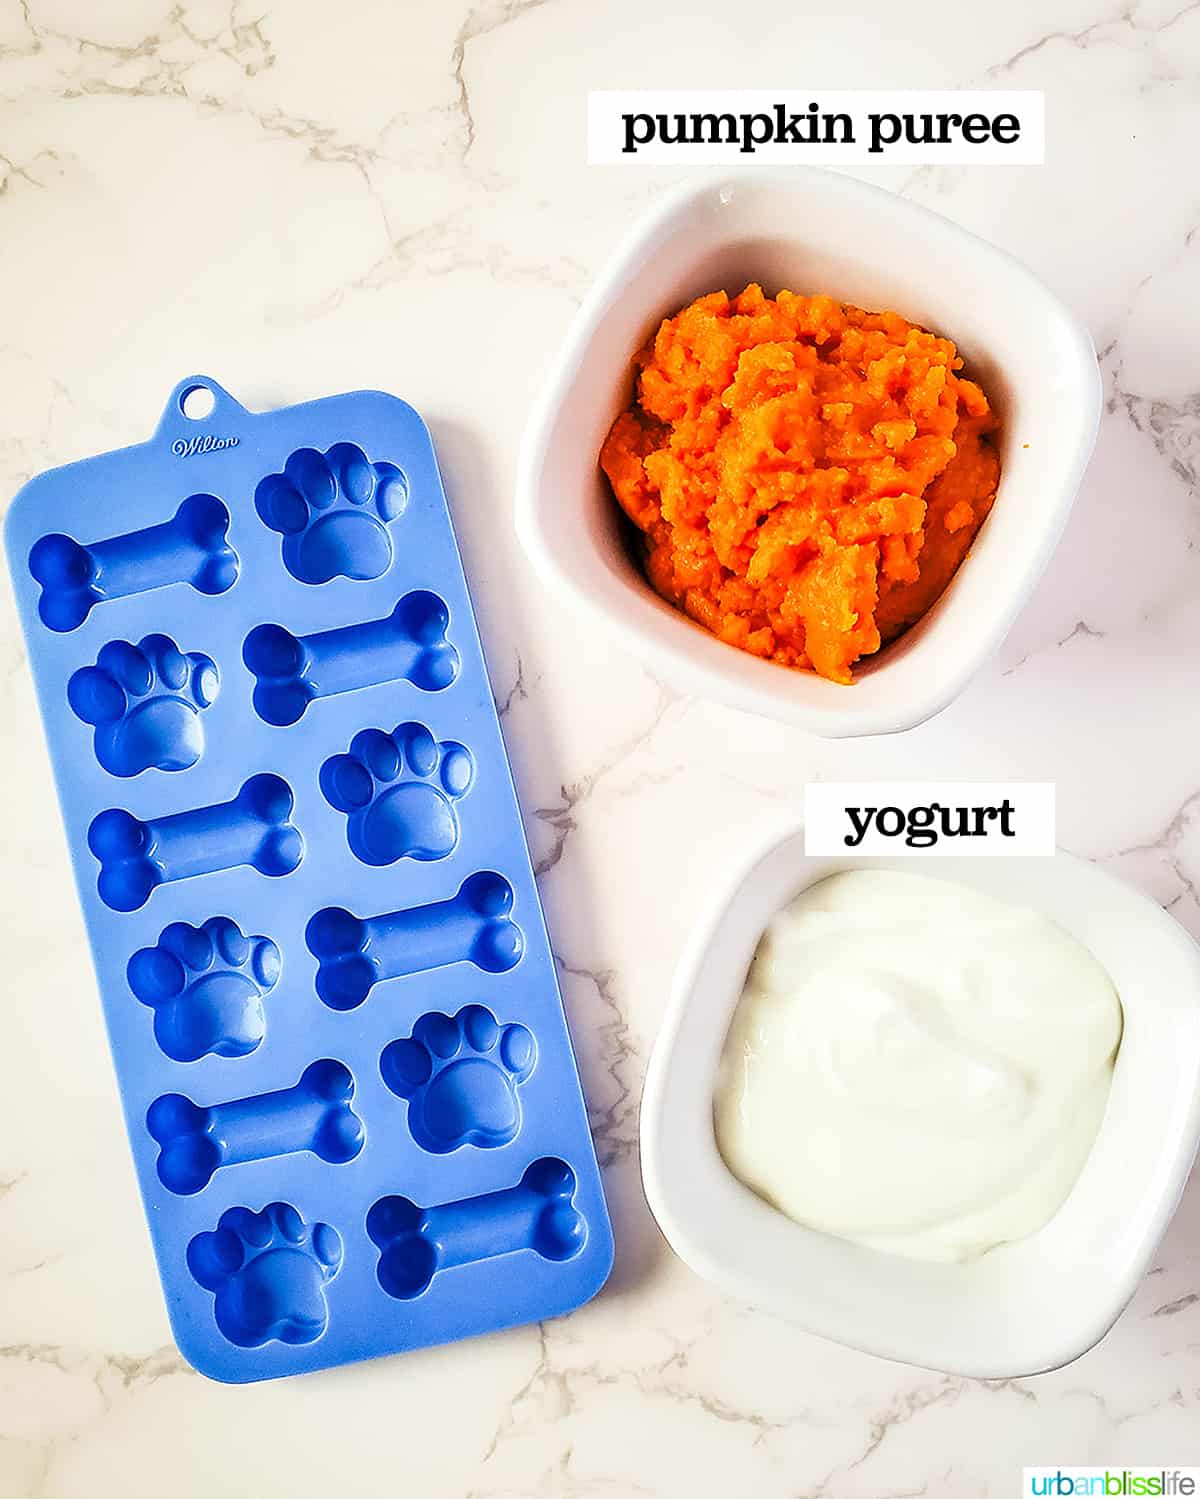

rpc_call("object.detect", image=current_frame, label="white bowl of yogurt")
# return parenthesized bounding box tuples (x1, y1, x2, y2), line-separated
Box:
(640, 827, 1200, 1376)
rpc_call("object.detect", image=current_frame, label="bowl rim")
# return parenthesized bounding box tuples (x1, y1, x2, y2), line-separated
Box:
(516, 168, 1104, 736)
(639, 823, 1200, 1376)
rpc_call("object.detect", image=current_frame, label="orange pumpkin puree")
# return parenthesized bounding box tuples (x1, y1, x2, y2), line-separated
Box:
(600, 283, 1000, 684)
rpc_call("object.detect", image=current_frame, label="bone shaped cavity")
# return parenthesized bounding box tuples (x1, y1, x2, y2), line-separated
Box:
(148, 1059, 363, 1195)
(29, 494, 238, 632)
(242, 591, 459, 727)
(305, 871, 524, 1011)
(366, 1158, 586, 1300)
(88, 772, 303, 911)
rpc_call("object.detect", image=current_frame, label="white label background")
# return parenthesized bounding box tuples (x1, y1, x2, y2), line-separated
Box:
(805, 782, 1056, 857)
(588, 90, 1044, 165)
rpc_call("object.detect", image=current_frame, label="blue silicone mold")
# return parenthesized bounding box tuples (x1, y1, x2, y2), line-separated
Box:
(4, 376, 613, 1382)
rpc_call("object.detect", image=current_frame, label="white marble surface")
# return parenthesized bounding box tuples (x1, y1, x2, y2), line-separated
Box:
(2, 1, 1199, 1493)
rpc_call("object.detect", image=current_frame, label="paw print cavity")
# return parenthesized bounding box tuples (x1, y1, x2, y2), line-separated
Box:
(256, 442, 408, 585)
(127, 916, 280, 1062)
(320, 722, 473, 865)
(381, 1004, 536, 1153)
(187, 1202, 342, 1348)
(68, 633, 218, 776)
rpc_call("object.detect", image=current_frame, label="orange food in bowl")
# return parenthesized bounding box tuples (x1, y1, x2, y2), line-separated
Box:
(599, 283, 1000, 685)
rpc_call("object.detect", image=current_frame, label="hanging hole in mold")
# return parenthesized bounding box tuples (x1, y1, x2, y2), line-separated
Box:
(180, 385, 216, 421)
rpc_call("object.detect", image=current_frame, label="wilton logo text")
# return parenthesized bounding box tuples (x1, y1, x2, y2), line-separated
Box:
(172, 434, 239, 459)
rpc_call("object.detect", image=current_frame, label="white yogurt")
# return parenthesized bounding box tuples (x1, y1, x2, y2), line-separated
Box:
(714, 869, 1123, 1263)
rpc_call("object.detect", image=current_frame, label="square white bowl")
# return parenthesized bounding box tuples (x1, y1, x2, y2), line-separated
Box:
(640, 828, 1200, 1377)
(516, 170, 1102, 736)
